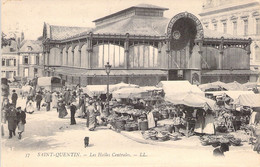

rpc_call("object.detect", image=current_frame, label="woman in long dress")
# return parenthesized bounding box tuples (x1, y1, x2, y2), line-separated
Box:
(52, 92, 58, 108)
(87, 101, 97, 131)
(78, 95, 86, 118)
(58, 100, 68, 118)
(194, 109, 205, 134)
(1, 98, 9, 136)
(203, 111, 215, 134)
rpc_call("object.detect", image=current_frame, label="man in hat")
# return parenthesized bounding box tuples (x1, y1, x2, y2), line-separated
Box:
(5, 104, 17, 139)
(16, 107, 26, 139)
(213, 143, 229, 157)
(35, 92, 43, 111)
(45, 91, 52, 111)
(11, 90, 18, 108)
(70, 102, 77, 125)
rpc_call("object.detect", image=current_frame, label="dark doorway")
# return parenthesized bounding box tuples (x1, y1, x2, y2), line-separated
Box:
(168, 70, 184, 80)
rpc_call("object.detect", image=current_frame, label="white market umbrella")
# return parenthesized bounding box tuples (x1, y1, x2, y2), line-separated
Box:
(112, 87, 149, 99)
(166, 93, 216, 110)
(109, 82, 139, 92)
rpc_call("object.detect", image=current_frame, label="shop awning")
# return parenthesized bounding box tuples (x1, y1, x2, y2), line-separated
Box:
(234, 94, 260, 107)
(157, 80, 205, 98)
(54, 67, 168, 77)
(165, 93, 216, 110)
(202, 70, 259, 76)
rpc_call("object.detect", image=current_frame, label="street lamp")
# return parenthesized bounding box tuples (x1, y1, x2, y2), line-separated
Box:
(105, 62, 112, 115)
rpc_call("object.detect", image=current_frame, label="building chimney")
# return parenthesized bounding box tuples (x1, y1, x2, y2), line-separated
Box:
(18, 37, 21, 50)
(21, 32, 24, 42)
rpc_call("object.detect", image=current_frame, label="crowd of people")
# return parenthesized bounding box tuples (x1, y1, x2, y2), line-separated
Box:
(1, 84, 113, 139)
(1, 98, 26, 139)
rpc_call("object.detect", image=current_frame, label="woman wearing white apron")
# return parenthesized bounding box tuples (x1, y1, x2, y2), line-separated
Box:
(203, 111, 215, 134)
(52, 92, 58, 108)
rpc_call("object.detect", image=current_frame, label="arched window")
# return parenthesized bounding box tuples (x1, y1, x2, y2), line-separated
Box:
(93, 43, 125, 68)
(129, 45, 158, 68)
(81, 44, 88, 68)
(50, 48, 60, 66)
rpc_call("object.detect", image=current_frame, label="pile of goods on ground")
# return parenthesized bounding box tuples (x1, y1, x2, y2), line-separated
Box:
(200, 134, 242, 147)
(141, 127, 180, 142)
(113, 106, 146, 117)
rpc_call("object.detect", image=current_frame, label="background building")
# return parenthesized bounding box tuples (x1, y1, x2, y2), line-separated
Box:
(1, 40, 19, 79)
(42, 4, 258, 86)
(18, 40, 43, 79)
(199, 0, 260, 73)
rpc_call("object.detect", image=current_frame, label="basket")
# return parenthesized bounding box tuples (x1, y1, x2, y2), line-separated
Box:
(201, 141, 209, 146)
(150, 136, 158, 140)
(139, 121, 148, 131)
(124, 125, 133, 131)
(161, 110, 169, 119)
(132, 124, 139, 131)
(170, 136, 178, 141)
(115, 120, 126, 130)
(157, 136, 169, 141)
(230, 138, 241, 146)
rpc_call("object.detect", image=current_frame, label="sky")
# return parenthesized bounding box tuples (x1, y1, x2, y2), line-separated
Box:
(1, 0, 203, 40)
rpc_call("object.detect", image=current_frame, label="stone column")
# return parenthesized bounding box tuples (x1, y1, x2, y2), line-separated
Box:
(66, 49, 68, 66)
(60, 50, 63, 66)
(196, 39, 203, 84)
(219, 37, 224, 70)
(124, 33, 130, 69)
(87, 33, 93, 69)
(46, 51, 50, 66)
(72, 50, 75, 66)
(79, 49, 82, 67)
(166, 37, 171, 69)
(43, 52, 46, 66)
(246, 38, 252, 69)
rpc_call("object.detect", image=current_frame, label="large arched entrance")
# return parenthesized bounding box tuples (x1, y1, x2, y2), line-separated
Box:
(166, 12, 204, 41)
(165, 12, 204, 81)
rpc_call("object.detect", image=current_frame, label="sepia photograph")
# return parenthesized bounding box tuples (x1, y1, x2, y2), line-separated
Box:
(1, 0, 260, 166)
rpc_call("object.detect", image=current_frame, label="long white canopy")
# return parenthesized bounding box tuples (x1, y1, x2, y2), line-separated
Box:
(157, 80, 204, 98)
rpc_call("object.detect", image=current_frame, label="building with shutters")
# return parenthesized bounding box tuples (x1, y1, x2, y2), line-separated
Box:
(18, 40, 44, 79)
(199, 0, 260, 76)
(42, 4, 258, 86)
(1, 40, 19, 79)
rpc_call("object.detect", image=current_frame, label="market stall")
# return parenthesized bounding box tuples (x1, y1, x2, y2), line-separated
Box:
(109, 82, 139, 92)
(112, 87, 149, 99)
(224, 81, 248, 91)
(82, 85, 107, 97)
(199, 81, 228, 92)
(233, 94, 260, 108)
(165, 93, 216, 110)
(37, 76, 63, 91)
(157, 80, 204, 98)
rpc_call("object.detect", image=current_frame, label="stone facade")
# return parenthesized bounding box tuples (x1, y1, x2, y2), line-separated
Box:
(199, 0, 260, 73)
(18, 40, 44, 79)
(1, 40, 19, 79)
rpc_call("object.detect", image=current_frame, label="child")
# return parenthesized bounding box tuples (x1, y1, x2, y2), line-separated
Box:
(16, 107, 26, 139)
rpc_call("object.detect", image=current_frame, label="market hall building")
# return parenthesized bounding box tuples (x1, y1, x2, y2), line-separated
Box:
(42, 4, 258, 86)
